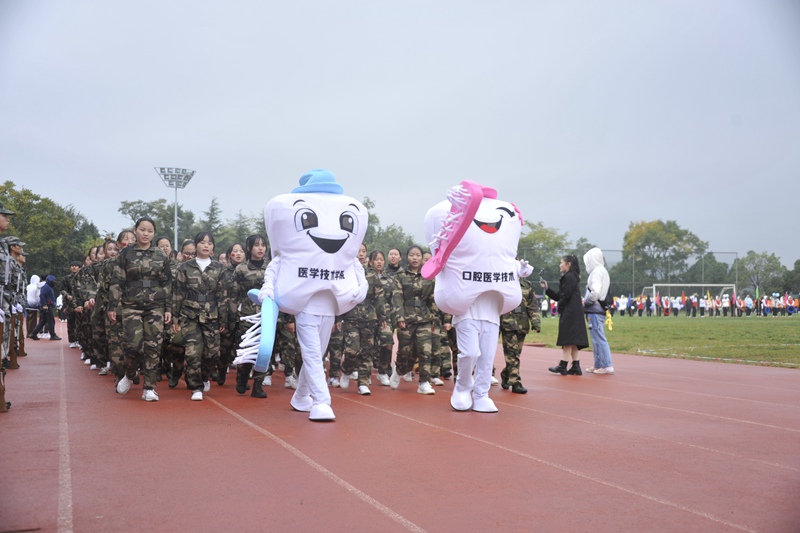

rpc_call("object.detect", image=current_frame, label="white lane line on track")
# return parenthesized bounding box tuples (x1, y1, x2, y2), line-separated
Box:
(340, 396, 757, 533)
(495, 399, 800, 473)
(58, 344, 74, 533)
(207, 398, 427, 533)
(532, 385, 800, 433)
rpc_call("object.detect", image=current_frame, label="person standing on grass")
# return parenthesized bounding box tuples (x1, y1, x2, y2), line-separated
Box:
(582, 248, 614, 375)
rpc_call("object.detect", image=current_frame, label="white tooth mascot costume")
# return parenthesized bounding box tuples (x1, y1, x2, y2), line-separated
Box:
(259, 170, 368, 421)
(423, 181, 532, 412)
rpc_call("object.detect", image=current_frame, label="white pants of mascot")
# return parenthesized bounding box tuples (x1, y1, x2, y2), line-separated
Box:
(290, 311, 334, 416)
(452, 317, 500, 413)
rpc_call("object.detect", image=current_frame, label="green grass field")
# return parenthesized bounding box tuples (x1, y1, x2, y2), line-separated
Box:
(529, 314, 800, 367)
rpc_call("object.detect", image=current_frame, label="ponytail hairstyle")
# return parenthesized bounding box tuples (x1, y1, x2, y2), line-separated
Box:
(561, 254, 581, 278)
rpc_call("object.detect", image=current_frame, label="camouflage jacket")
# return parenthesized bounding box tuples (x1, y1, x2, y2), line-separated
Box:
(341, 266, 387, 324)
(60, 272, 80, 311)
(77, 262, 102, 303)
(94, 258, 116, 309)
(376, 271, 396, 325)
(233, 260, 268, 317)
(173, 259, 225, 323)
(391, 268, 438, 324)
(108, 244, 172, 312)
(6, 257, 25, 307)
(0, 242, 11, 310)
(500, 278, 541, 334)
(218, 262, 240, 330)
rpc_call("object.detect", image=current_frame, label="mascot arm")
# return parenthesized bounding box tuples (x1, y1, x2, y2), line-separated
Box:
(259, 255, 280, 302)
(517, 259, 533, 278)
(351, 260, 368, 305)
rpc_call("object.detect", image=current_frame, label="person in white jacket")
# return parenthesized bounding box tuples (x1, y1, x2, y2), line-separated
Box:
(582, 248, 614, 374)
(26, 274, 45, 338)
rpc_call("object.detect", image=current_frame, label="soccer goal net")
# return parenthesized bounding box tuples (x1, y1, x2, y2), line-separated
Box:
(643, 284, 737, 299)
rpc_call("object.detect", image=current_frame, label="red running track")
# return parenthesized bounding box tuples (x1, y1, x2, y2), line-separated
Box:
(1, 322, 798, 533)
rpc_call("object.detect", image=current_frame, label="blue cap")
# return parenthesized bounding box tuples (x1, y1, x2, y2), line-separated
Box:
(291, 169, 344, 194)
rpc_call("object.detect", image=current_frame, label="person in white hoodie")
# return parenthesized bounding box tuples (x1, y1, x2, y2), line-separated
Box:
(26, 275, 45, 338)
(582, 248, 614, 374)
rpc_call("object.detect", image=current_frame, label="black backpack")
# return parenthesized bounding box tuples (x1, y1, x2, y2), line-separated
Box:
(598, 289, 614, 310)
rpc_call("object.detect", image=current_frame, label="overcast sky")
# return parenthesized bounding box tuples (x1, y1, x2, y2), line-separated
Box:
(1, 0, 798, 266)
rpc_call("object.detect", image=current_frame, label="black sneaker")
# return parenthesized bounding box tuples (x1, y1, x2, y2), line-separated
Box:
(50, 336, 62, 341)
(511, 382, 528, 394)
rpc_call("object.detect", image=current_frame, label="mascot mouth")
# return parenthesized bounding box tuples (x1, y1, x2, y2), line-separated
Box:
(473, 218, 502, 234)
(309, 232, 347, 254)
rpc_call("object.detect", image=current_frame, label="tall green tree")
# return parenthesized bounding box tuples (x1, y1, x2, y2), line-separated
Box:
(200, 197, 224, 235)
(738, 250, 785, 296)
(517, 221, 572, 282)
(0, 181, 99, 279)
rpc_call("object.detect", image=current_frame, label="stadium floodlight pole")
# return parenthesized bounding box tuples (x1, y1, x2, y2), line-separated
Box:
(155, 167, 195, 249)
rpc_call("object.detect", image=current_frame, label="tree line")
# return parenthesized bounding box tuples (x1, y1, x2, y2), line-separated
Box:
(3, 181, 798, 297)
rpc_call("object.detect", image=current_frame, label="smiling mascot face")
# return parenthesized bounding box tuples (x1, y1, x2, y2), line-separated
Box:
(265, 171, 368, 315)
(424, 193, 523, 316)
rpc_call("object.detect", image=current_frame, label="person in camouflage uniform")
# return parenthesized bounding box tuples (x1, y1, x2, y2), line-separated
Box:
(6, 237, 28, 360)
(75, 248, 100, 358)
(162, 238, 189, 388)
(274, 311, 300, 388)
(89, 240, 120, 374)
(106, 230, 135, 383)
(340, 253, 387, 395)
(172, 232, 225, 401)
(233, 234, 270, 398)
(60, 261, 82, 346)
(107, 217, 172, 402)
(325, 321, 344, 387)
(216, 242, 245, 386)
(390, 245, 438, 394)
(499, 277, 541, 394)
(0, 203, 15, 411)
(367, 251, 395, 386)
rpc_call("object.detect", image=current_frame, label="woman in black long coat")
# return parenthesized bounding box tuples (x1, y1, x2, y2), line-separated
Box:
(540, 255, 589, 375)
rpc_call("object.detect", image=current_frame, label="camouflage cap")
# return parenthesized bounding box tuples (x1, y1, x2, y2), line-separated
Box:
(0, 203, 14, 215)
(5, 236, 25, 247)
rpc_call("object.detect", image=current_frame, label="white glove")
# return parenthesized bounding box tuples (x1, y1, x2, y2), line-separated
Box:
(15, 303, 23, 313)
(518, 259, 533, 278)
(258, 287, 273, 303)
(0, 308, 4, 324)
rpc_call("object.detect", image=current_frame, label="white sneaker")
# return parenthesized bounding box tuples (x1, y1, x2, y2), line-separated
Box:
(378, 373, 391, 386)
(350, 371, 358, 380)
(417, 381, 436, 395)
(142, 389, 159, 402)
(90, 364, 98, 370)
(403, 372, 414, 382)
(69, 342, 78, 349)
(116, 375, 132, 394)
(594, 366, 615, 374)
(339, 372, 351, 390)
(328, 377, 340, 388)
(389, 370, 401, 390)
(84, 359, 92, 366)
(191, 390, 203, 401)
(80, 352, 88, 360)
(203, 381, 211, 392)
(357, 385, 371, 395)
(98, 367, 109, 376)
(262, 375, 272, 386)
(430, 377, 445, 386)
(285, 375, 298, 389)
(490, 376, 499, 386)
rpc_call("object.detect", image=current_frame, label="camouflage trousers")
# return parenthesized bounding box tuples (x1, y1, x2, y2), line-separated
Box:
(218, 322, 238, 374)
(77, 310, 93, 356)
(90, 306, 108, 366)
(500, 327, 526, 385)
(326, 325, 344, 378)
(180, 318, 220, 391)
(66, 309, 77, 343)
(431, 327, 452, 378)
(342, 319, 376, 386)
(274, 327, 300, 377)
(447, 326, 461, 376)
(375, 322, 394, 375)
(395, 321, 432, 383)
(121, 307, 164, 389)
(107, 314, 127, 380)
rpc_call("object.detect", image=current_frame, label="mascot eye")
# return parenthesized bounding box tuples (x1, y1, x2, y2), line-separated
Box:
(340, 211, 357, 234)
(294, 208, 319, 231)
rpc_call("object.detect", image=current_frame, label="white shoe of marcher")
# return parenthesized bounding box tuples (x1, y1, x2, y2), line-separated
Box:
(285, 375, 298, 389)
(191, 390, 203, 401)
(142, 389, 159, 402)
(116, 376, 132, 395)
(430, 377, 445, 386)
(84, 359, 92, 366)
(98, 367, 109, 376)
(389, 370, 401, 390)
(90, 364, 98, 370)
(350, 371, 358, 380)
(328, 377, 340, 388)
(357, 385, 371, 395)
(403, 372, 414, 382)
(203, 381, 211, 392)
(309, 403, 335, 421)
(377, 373, 391, 386)
(472, 396, 498, 413)
(490, 376, 499, 386)
(417, 381, 436, 395)
(339, 372, 350, 390)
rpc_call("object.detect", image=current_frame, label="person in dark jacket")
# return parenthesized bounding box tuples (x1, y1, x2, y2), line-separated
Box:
(29, 275, 61, 340)
(540, 254, 588, 375)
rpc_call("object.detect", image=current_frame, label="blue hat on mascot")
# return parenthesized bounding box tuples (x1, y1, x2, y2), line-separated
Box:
(292, 169, 344, 195)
